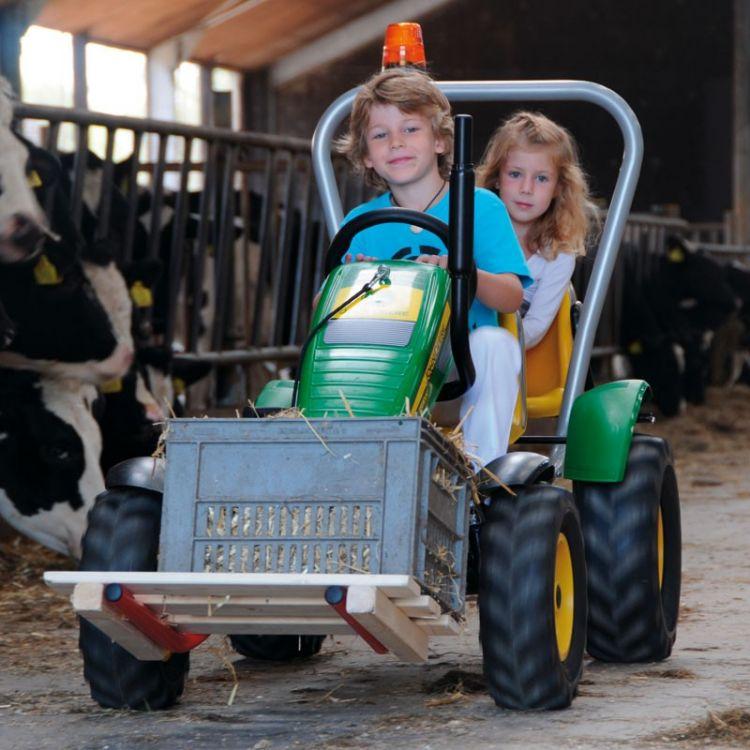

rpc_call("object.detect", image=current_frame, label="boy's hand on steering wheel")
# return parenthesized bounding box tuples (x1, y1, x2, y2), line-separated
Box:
(344, 253, 378, 263)
(416, 254, 448, 269)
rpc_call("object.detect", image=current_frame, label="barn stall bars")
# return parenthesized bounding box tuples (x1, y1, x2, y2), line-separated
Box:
(14, 101, 377, 410)
(13, 102, 729, 410)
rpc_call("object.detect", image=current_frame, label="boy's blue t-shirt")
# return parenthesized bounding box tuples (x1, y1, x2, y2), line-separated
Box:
(341, 187, 532, 330)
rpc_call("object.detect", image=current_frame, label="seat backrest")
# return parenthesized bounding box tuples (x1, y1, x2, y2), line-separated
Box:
(499, 288, 575, 428)
(525, 289, 574, 398)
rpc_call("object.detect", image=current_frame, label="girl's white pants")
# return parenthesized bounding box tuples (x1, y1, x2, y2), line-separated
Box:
(435, 326, 521, 468)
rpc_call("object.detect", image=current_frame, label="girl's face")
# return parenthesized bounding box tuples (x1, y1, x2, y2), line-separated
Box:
(363, 103, 445, 190)
(497, 145, 559, 231)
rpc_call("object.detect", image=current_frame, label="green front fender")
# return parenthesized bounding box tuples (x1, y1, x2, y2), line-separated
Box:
(563, 379, 650, 483)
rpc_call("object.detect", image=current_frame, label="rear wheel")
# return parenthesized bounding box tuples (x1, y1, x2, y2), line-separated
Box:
(229, 634, 324, 661)
(574, 435, 681, 662)
(79, 487, 189, 709)
(478, 485, 587, 710)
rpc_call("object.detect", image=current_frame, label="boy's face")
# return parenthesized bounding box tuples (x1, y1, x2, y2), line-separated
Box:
(363, 104, 445, 190)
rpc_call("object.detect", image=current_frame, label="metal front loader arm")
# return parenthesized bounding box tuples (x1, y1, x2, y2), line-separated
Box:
(311, 80, 643, 437)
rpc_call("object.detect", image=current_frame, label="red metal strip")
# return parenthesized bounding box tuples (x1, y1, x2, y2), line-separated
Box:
(324, 585, 388, 655)
(104, 583, 209, 654)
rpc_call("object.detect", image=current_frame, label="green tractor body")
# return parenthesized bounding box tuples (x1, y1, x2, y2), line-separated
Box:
(297, 260, 452, 417)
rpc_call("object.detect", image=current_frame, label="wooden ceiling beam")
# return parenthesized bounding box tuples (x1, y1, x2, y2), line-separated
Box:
(33, 0, 444, 72)
(270, 0, 456, 86)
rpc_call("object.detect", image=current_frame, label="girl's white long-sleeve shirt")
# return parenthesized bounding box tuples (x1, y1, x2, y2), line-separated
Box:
(520, 250, 577, 348)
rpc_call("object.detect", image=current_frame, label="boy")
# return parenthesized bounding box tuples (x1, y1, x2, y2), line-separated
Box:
(337, 68, 531, 466)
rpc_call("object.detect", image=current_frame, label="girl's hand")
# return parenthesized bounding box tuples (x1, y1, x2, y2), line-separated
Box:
(416, 254, 448, 269)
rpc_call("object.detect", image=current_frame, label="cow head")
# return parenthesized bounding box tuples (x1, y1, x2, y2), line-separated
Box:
(0, 78, 55, 265)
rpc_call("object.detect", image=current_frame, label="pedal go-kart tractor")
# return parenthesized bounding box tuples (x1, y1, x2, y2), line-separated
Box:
(45, 79, 681, 712)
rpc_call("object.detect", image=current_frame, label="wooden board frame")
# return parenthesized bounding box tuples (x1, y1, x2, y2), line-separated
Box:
(45, 572, 464, 662)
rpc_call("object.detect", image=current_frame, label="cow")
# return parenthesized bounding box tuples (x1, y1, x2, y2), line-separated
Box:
(0, 78, 48, 352)
(0, 79, 133, 557)
(0, 369, 102, 556)
(0, 79, 48, 266)
(0, 135, 133, 383)
(620, 235, 737, 415)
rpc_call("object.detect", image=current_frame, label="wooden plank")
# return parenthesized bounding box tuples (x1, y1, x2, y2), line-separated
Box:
(137, 594, 331, 618)
(394, 595, 441, 619)
(346, 586, 428, 662)
(167, 615, 349, 636)
(71, 583, 168, 661)
(45, 572, 420, 599)
(414, 614, 464, 637)
(134, 592, 440, 619)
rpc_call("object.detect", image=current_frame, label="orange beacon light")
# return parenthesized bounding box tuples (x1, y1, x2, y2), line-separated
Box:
(381, 22, 427, 70)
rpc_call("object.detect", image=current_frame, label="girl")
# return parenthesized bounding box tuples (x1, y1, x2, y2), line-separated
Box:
(478, 111, 599, 348)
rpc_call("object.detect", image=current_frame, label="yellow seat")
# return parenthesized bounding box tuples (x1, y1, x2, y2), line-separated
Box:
(526, 290, 574, 419)
(500, 290, 575, 442)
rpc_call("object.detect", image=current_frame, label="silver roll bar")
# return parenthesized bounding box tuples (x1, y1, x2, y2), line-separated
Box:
(311, 80, 643, 437)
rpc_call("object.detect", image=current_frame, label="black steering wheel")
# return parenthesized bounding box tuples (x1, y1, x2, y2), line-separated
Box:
(324, 208, 450, 275)
(323, 207, 476, 402)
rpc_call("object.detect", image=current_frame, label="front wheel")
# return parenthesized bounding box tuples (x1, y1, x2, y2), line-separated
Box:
(229, 634, 325, 661)
(574, 434, 681, 662)
(478, 485, 587, 710)
(78, 487, 189, 710)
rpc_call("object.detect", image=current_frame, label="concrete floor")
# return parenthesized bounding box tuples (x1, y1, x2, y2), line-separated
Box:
(1, 387, 749, 750)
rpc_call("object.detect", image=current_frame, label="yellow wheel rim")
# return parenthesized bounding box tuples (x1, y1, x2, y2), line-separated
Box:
(554, 532, 575, 661)
(657, 507, 664, 589)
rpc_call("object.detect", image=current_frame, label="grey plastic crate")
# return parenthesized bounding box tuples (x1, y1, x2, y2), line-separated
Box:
(159, 416, 472, 613)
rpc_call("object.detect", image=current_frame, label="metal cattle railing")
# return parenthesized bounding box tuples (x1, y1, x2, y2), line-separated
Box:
(14, 103, 374, 378)
(14, 102, 729, 409)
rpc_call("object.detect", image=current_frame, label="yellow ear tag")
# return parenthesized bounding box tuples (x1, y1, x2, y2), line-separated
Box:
(130, 280, 153, 308)
(100, 378, 123, 394)
(173, 377, 186, 396)
(33, 255, 62, 285)
(628, 340, 643, 355)
(667, 247, 685, 263)
(27, 170, 43, 188)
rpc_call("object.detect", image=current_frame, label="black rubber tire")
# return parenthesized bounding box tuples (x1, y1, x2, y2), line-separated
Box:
(229, 634, 324, 661)
(478, 485, 587, 710)
(574, 434, 681, 662)
(78, 487, 189, 709)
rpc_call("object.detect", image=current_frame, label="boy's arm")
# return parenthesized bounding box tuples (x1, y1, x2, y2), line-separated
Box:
(473, 190, 531, 313)
(417, 254, 523, 312)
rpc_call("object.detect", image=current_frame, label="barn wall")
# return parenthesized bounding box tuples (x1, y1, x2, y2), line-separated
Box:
(265, 0, 732, 223)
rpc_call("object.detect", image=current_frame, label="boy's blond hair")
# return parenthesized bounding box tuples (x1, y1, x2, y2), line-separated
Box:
(477, 111, 600, 260)
(337, 68, 454, 190)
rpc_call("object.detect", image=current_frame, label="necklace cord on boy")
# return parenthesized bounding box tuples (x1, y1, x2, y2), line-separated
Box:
(390, 180, 446, 233)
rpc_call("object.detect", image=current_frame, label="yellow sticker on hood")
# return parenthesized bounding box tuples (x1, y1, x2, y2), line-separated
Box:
(333, 283, 423, 322)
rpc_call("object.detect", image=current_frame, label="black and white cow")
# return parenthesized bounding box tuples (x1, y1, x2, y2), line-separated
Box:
(0, 79, 47, 266)
(0, 135, 133, 383)
(0, 370, 103, 556)
(0, 79, 133, 557)
(63, 150, 236, 407)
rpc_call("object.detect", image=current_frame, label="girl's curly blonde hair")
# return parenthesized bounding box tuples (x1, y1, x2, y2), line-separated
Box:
(336, 68, 454, 190)
(477, 111, 599, 260)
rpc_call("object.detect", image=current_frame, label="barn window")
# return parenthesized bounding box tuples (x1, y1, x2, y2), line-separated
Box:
(86, 42, 148, 163)
(19, 25, 76, 151)
(175, 62, 202, 126)
(173, 61, 204, 190)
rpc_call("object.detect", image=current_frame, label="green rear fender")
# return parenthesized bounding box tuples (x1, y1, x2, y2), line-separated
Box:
(563, 379, 650, 483)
